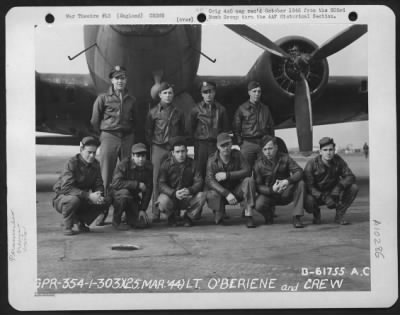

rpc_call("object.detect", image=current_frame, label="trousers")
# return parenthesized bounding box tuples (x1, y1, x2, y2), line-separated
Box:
(112, 189, 143, 226)
(304, 184, 359, 215)
(255, 180, 305, 218)
(151, 143, 170, 218)
(157, 192, 206, 219)
(53, 195, 108, 229)
(206, 177, 256, 223)
(194, 140, 217, 178)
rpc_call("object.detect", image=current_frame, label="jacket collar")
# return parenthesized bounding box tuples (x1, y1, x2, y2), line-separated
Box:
(245, 100, 260, 109)
(316, 154, 338, 168)
(107, 86, 130, 98)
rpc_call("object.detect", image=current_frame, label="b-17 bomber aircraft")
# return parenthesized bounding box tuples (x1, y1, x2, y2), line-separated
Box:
(35, 24, 368, 153)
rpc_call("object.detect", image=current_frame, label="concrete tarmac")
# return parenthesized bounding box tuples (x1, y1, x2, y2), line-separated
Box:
(36, 146, 370, 294)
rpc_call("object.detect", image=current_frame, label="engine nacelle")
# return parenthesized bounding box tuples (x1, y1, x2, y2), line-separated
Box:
(246, 36, 329, 119)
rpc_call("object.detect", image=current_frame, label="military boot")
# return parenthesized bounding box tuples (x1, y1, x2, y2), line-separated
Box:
(334, 206, 349, 225)
(313, 208, 322, 225)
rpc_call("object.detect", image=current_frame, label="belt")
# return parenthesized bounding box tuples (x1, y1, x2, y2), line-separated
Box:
(103, 130, 132, 138)
(243, 137, 262, 144)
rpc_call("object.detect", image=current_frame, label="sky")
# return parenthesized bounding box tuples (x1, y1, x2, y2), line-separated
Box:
(35, 24, 369, 149)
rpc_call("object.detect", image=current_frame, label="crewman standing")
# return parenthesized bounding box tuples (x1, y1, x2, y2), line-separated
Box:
(145, 82, 186, 222)
(190, 81, 230, 177)
(90, 65, 137, 226)
(233, 81, 275, 169)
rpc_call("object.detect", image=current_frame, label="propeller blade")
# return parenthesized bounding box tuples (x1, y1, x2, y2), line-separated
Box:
(310, 25, 367, 60)
(294, 74, 313, 153)
(150, 70, 164, 100)
(225, 24, 290, 58)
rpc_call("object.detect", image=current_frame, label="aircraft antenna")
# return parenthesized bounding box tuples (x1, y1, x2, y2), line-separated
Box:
(189, 45, 216, 63)
(68, 43, 98, 61)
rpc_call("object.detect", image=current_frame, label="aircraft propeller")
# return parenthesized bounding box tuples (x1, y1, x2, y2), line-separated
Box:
(150, 70, 164, 100)
(225, 24, 367, 153)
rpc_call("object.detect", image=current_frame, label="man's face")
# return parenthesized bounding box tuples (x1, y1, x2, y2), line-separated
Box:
(80, 145, 97, 164)
(132, 152, 147, 167)
(202, 88, 216, 104)
(172, 145, 187, 163)
(320, 144, 335, 162)
(217, 141, 232, 157)
(111, 74, 127, 92)
(159, 87, 174, 104)
(262, 141, 278, 160)
(248, 87, 262, 103)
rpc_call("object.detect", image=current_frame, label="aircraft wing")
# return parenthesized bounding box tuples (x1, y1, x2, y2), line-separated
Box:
(194, 75, 368, 130)
(36, 72, 97, 145)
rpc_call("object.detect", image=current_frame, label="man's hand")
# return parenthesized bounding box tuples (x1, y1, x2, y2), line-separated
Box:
(138, 182, 146, 192)
(176, 189, 191, 200)
(272, 180, 281, 193)
(138, 210, 149, 225)
(278, 179, 289, 192)
(226, 193, 238, 205)
(89, 191, 103, 204)
(325, 195, 337, 209)
(215, 172, 227, 182)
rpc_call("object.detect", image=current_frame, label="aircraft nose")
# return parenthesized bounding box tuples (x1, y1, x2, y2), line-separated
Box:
(110, 25, 176, 36)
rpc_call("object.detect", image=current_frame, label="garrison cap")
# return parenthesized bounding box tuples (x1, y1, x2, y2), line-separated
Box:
(109, 65, 127, 79)
(169, 136, 187, 149)
(80, 136, 100, 147)
(261, 135, 277, 148)
(200, 81, 217, 92)
(158, 82, 174, 94)
(216, 132, 232, 146)
(319, 137, 336, 149)
(131, 143, 147, 154)
(248, 81, 261, 91)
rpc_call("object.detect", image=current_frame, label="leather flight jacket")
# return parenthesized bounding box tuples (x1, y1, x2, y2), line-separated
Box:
(110, 158, 154, 211)
(205, 149, 251, 197)
(253, 152, 303, 196)
(158, 154, 203, 198)
(233, 100, 274, 144)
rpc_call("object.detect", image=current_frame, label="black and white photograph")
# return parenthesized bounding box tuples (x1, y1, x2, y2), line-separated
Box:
(6, 5, 397, 310)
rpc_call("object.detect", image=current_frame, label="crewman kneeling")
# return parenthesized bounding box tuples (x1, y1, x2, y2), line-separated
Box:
(303, 137, 358, 225)
(110, 143, 153, 229)
(156, 136, 206, 227)
(206, 132, 257, 228)
(53, 136, 109, 235)
(254, 135, 306, 228)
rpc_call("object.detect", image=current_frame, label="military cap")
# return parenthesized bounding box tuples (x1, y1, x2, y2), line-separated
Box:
(80, 136, 100, 147)
(248, 81, 261, 91)
(169, 136, 187, 149)
(158, 82, 174, 94)
(261, 135, 277, 148)
(200, 81, 217, 92)
(109, 65, 127, 79)
(131, 143, 147, 154)
(319, 137, 336, 149)
(216, 132, 232, 146)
